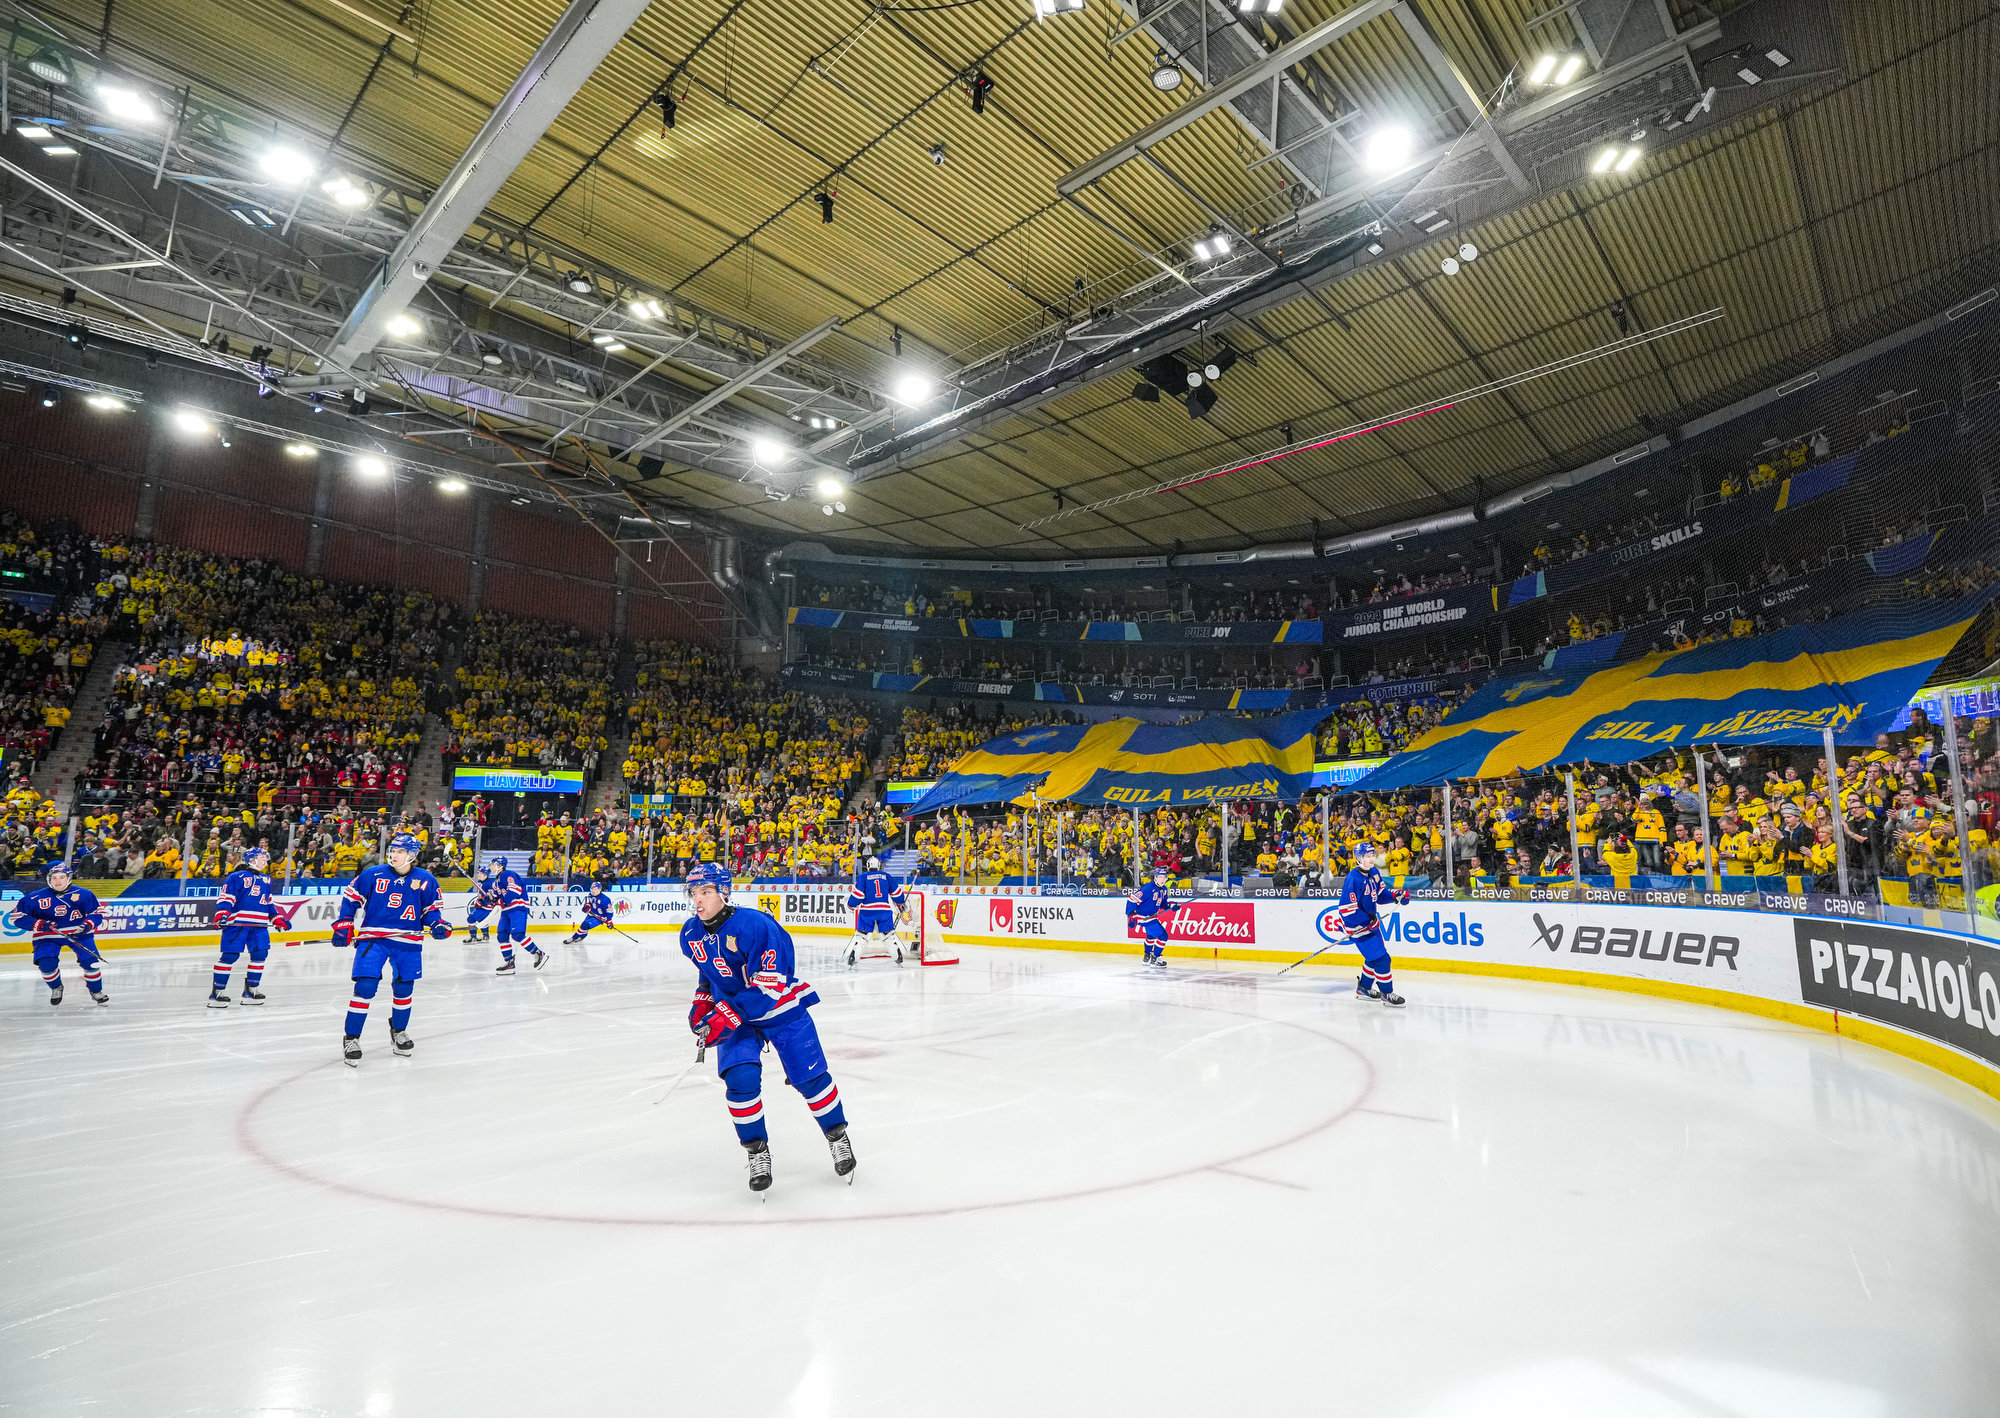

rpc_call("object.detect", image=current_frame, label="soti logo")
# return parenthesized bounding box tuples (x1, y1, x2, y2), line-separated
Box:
(990, 898, 1014, 933)
(934, 898, 957, 929)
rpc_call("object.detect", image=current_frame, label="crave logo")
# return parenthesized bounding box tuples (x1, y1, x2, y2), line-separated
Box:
(933, 898, 956, 929)
(1144, 901, 1254, 944)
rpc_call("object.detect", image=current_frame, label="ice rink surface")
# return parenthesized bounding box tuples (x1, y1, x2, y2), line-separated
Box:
(6, 928, 2000, 1417)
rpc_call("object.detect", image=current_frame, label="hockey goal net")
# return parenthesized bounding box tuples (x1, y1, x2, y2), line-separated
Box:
(906, 890, 957, 966)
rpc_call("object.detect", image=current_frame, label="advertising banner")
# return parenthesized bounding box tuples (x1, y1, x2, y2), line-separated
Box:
(778, 663, 1486, 715)
(1794, 918, 2000, 1069)
(451, 765, 586, 795)
(1324, 584, 1494, 642)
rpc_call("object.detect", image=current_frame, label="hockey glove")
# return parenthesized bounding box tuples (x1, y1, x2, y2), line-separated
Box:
(695, 997, 743, 1047)
(428, 921, 452, 940)
(689, 987, 715, 1036)
(330, 919, 355, 950)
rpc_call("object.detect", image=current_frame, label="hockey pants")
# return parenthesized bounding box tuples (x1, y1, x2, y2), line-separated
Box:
(347, 940, 422, 1036)
(214, 926, 271, 994)
(34, 934, 103, 995)
(1134, 918, 1169, 962)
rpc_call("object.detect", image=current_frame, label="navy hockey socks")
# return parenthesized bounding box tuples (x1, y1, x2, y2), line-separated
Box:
(245, 951, 268, 992)
(346, 976, 379, 1036)
(724, 1063, 767, 1144)
(212, 954, 237, 994)
(389, 980, 414, 1033)
(798, 1071, 847, 1132)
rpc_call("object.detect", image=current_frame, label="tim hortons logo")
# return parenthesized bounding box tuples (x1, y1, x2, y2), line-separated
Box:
(1151, 901, 1256, 944)
(934, 898, 956, 929)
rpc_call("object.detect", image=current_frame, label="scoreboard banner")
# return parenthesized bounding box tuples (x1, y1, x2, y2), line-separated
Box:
(451, 765, 586, 795)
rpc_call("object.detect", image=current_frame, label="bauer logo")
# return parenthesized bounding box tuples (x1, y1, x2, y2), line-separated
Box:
(1528, 913, 1739, 969)
(990, 898, 1013, 933)
(1167, 901, 1254, 944)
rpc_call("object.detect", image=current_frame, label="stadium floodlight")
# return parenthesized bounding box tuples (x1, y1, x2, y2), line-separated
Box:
(752, 438, 789, 467)
(42, 145, 77, 157)
(629, 297, 665, 320)
(1151, 52, 1183, 92)
(563, 270, 594, 295)
(1236, 0, 1283, 12)
(1591, 147, 1620, 174)
(1459, 242, 1479, 262)
(284, 443, 317, 458)
(1361, 125, 1415, 174)
(354, 455, 389, 478)
(1440, 256, 1460, 275)
(816, 476, 845, 497)
(892, 373, 933, 405)
(321, 174, 370, 208)
(1615, 146, 1643, 172)
(1555, 54, 1584, 84)
(27, 52, 71, 86)
(38, 385, 63, 408)
(259, 145, 315, 185)
(96, 85, 159, 124)
(600, 341, 625, 353)
(15, 125, 52, 140)
(1032, 0, 1084, 13)
(171, 409, 212, 435)
(1527, 54, 1557, 85)
(385, 314, 421, 339)
(85, 394, 125, 411)
(438, 478, 467, 494)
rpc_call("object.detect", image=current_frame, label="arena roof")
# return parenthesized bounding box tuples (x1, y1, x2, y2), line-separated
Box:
(0, 0, 1992, 558)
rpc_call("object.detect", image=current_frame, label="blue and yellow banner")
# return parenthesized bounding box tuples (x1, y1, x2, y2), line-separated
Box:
(909, 709, 1330, 813)
(452, 765, 586, 795)
(1351, 594, 1994, 789)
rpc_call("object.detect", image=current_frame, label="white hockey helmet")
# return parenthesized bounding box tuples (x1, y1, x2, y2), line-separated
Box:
(866, 855, 881, 870)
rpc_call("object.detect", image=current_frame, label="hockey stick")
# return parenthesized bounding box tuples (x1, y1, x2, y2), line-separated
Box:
(652, 1043, 707, 1105)
(1276, 937, 1348, 976)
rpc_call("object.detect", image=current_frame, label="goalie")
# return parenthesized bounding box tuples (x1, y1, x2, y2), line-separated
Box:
(845, 855, 909, 967)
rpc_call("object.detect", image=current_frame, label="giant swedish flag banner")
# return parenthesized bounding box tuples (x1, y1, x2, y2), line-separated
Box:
(908, 708, 1330, 813)
(1352, 593, 1994, 789)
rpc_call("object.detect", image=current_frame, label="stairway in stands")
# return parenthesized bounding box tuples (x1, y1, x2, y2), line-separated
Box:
(401, 715, 451, 817)
(885, 848, 923, 879)
(31, 638, 125, 820)
(585, 730, 631, 815)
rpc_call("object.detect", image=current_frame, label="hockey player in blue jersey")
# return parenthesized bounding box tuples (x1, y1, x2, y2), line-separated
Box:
(563, 881, 616, 943)
(1126, 866, 1179, 969)
(487, 857, 546, 973)
(333, 833, 450, 1065)
(207, 845, 276, 1008)
(680, 863, 855, 1193)
(11, 861, 108, 1006)
(845, 855, 908, 967)
(464, 859, 500, 943)
(1336, 840, 1410, 1006)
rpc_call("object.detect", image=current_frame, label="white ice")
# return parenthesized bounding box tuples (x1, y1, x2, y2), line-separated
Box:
(5, 928, 2000, 1417)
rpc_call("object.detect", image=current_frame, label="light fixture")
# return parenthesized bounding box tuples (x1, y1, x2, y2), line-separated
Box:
(822, 504, 835, 517)
(600, 341, 625, 353)
(1192, 231, 1233, 261)
(1591, 147, 1620, 174)
(1440, 256, 1460, 276)
(1458, 242, 1479, 262)
(172, 409, 212, 435)
(65, 323, 88, 348)
(816, 476, 845, 497)
(835, 500, 847, 513)
(38, 384, 63, 408)
(1236, 0, 1283, 11)
(563, 270, 593, 295)
(892, 373, 933, 405)
(1684, 86, 1717, 123)
(15, 124, 52, 140)
(1203, 348, 1237, 380)
(1186, 384, 1218, 419)
(481, 350, 504, 367)
(1365, 240, 1384, 255)
(1185, 370, 1204, 389)
(1361, 124, 1415, 174)
(227, 204, 278, 227)
(1527, 54, 1557, 85)
(1615, 146, 1643, 172)
(259, 145, 316, 186)
(321, 175, 370, 209)
(1150, 51, 1182, 92)
(1413, 209, 1450, 233)
(354, 455, 389, 478)
(1737, 67, 1760, 85)
(970, 73, 993, 114)
(1032, 0, 1084, 14)
(438, 478, 466, 494)
(96, 84, 158, 124)
(815, 191, 834, 223)
(284, 442, 317, 458)
(42, 145, 77, 157)
(1765, 48, 1790, 67)
(752, 438, 788, 466)
(85, 394, 125, 411)
(928, 140, 947, 166)
(385, 314, 421, 338)
(629, 297, 664, 320)
(27, 52, 71, 86)
(591, 333, 617, 346)
(1555, 54, 1584, 84)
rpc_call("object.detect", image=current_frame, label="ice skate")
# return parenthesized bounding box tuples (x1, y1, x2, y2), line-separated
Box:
(206, 991, 231, 1009)
(91, 991, 109, 1006)
(845, 946, 858, 968)
(532, 947, 551, 970)
(745, 1137, 773, 1193)
(495, 959, 517, 974)
(240, 989, 266, 1005)
(1377, 991, 1407, 1008)
(390, 1029, 415, 1056)
(895, 945, 905, 965)
(826, 1124, 857, 1181)
(47, 984, 62, 1006)
(563, 932, 584, 945)
(1355, 977, 1377, 1000)
(342, 1035, 362, 1067)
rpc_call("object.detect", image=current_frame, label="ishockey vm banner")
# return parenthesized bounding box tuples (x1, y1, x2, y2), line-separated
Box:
(451, 765, 587, 795)
(1352, 592, 1996, 788)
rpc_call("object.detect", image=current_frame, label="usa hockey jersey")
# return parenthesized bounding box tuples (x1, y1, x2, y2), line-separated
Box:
(1334, 865, 1410, 940)
(1125, 880, 1179, 924)
(493, 868, 530, 911)
(338, 864, 446, 944)
(678, 905, 819, 1028)
(581, 888, 615, 925)
(9, 884, 104, 941)
(847, 869, 907, 912)
(214, 866, 275, 930)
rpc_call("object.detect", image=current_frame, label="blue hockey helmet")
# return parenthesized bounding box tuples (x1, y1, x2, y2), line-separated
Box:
(685, 862, 733, 897)
(42, 859, 72, 882)
(590, 879, 606, 892)
(480, 857, 499, 876)
(388, 832, 422, 855)
(1152, 865, 1169, 883)
(243, 844, 270, 867)
(1354, 839, 1378, 862)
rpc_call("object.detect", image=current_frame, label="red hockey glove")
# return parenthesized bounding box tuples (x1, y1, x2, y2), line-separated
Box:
(695, 997, 742, 1047)
(688, 988, 715, 1036)
(331, 918, 355, 950)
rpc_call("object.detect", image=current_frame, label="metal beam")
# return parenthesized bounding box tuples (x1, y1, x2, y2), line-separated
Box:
(1056, 0, 1398, 196)
(623, 316, 843, 461)
(320, 0, 655, 373)
(1390, 2, 1530, 191)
